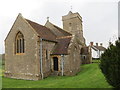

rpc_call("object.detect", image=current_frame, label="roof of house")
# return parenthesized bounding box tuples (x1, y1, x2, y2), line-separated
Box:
(26, 19, 57, 42)
(80, 46, 89, 55)
(51, 37, 72, 55)
(91, 46, 106, 51)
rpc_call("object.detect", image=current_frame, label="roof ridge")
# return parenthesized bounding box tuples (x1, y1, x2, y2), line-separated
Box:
(26, 18, 56, 34)
(56, 36, 72, 39)
(25, 19, 44, 27)
(94, 45, 106, 48)
(92, 45, 106, 51)
(25, 18, 57, 42)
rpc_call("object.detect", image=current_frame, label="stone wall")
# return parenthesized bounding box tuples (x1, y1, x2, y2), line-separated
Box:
(41, 40, 55, 78)
(81, 54, 92, 64)
(5, 14, 41, 80)
(63, 35, 81, 76)
(49, 36, 81, 76)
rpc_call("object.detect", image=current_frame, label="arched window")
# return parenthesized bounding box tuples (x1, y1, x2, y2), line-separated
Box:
(15, 31, 25, 54)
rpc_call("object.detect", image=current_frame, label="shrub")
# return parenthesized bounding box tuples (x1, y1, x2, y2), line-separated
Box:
(100, 40, 120, 88)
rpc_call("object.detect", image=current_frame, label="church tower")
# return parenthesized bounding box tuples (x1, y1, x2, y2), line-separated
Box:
(62, 11, 85, 46)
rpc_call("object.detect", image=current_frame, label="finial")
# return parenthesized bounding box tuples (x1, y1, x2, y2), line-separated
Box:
(70, 6, 72, 11)
(47, 17, 49, 21)
(18, 13, 22, 16)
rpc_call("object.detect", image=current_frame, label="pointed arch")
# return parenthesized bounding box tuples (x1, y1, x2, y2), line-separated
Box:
(15, 31, 25, 54)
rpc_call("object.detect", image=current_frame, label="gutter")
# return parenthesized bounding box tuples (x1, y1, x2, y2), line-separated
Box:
(61, 54, 64, 76)
(40, 38, 43, 79)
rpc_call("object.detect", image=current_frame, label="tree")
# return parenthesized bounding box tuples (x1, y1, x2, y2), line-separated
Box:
(100, 40, 120, 88)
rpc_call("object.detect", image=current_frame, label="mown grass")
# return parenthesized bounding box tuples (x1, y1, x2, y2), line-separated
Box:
(2, 63, 112, 88)
(92, 59, 101, 63)
(0, 60, 2, 89)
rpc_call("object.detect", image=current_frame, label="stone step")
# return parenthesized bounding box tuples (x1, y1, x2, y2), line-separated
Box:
(50, 71, 59, 76)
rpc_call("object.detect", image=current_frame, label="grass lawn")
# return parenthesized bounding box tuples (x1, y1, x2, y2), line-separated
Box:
(92, 59, 101, 63)
(2, 63, 112, 88)
(0, 60, 2, 89)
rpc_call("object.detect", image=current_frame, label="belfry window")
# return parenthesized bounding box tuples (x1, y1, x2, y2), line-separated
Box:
(15, 31, 25, 54)
(69, 23, 72, 26)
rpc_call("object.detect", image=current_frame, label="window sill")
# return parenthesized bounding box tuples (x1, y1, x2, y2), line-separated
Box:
(16, 53, 25, 55)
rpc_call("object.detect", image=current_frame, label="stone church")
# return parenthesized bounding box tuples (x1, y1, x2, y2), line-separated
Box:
(4, 11, 91, 80)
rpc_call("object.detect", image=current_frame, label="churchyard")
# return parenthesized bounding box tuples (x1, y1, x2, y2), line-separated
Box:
(1, 60, 112, 88)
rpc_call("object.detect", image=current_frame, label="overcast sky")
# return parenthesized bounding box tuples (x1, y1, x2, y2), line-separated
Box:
(0, 0, 118, 54)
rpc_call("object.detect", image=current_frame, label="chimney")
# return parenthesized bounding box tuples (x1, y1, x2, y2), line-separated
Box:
(96, 43, 98, 46)
(90, 42, 93, 46)
(109, 42, 112, 45)
(100, 43, 103, 46)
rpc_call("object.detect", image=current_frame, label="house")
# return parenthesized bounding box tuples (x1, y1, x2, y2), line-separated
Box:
(80, 46, 92, 64)
(90, 42, 106, 59)
(4, 11, 91, 80)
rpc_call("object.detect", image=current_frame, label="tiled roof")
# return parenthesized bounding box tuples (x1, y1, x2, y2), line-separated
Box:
(53, 25, 72, 36)
(95, 46, 106, 51)
(51, 37, 72, 55)
(26, 19, 72, 55)
(45, 21, 72, 38)
(92, 46, 106, 51)
(91, 46, 98, 51)
(26, 19, 56, 42)
(81, 47, 89, 55)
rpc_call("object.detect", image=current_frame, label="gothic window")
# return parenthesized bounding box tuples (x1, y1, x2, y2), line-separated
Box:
(15, 31, 25, 54)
